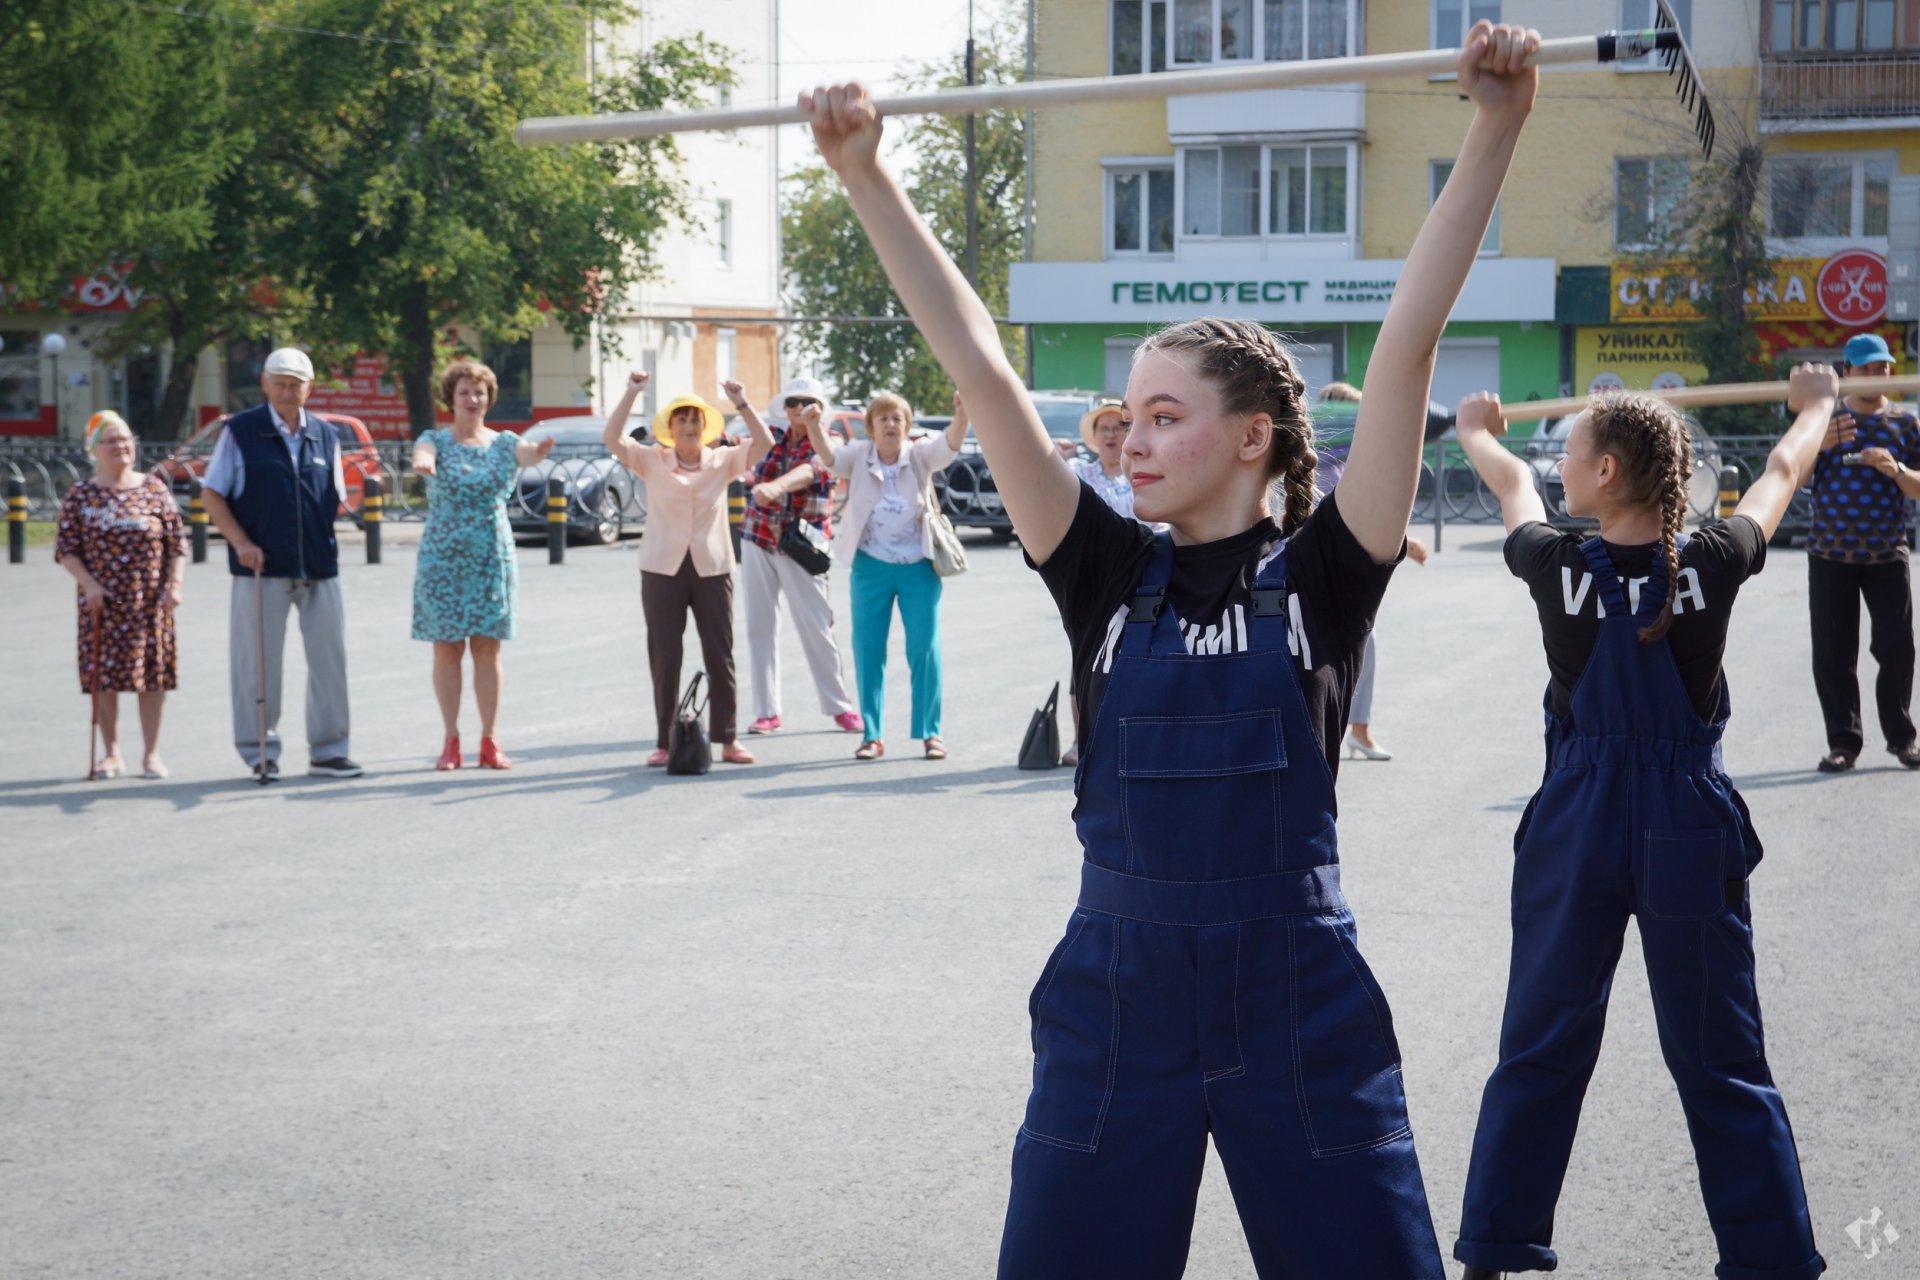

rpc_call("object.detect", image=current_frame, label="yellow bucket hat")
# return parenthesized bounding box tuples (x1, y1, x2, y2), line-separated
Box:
(651, 395, 725, 447)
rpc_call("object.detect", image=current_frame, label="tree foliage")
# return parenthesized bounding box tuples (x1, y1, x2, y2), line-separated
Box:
(260, 0, 733, 435)
(1675, 132, 1777, 437)
(782, 2, 1028, 410)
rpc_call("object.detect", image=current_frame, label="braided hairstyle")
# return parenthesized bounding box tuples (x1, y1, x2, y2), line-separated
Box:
(1583, 391, 1694, 643)
(1136, 319, 1318, 535)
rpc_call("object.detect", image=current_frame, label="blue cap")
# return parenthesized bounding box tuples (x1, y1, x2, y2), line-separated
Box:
(1843, 333, 1895, 367)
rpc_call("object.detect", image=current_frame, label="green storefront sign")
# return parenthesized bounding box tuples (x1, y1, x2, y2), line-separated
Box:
(1109, 279, 1398, 307)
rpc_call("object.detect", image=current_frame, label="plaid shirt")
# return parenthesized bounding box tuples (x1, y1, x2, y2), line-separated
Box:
(741, 426, 835, 554)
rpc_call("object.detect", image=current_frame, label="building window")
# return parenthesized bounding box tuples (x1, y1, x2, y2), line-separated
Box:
(1769, 153, 1894, 238)
(1432, 0, 1499, 48)
(0, 330, 43, 420)
(1182, 142, 1352, 238)
(717, 328, 738, 383)
(1260, 0, 1350, 60)
(1771, 0, 1899, 51)
(1614, 156, 1691, 248)
(483, 337, 533, 421)
(1110, 166, 1176, 254)
(225, 336, 271, 412)
(1432, 159, 1500, 254)
(1618, 0, 1692, 70)
(1112, 0, 1169, 73)
(715, 199, 733, 268)
(1163, 0, 1351, 66)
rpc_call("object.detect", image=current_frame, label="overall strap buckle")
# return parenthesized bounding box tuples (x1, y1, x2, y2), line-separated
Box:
(1250, 586, 1287, 618)
(1127, 585, 1167, 623)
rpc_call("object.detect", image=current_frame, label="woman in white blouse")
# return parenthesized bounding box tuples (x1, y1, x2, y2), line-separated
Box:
(805, 392, 969, 760)
(1071, 397, 1135, 518)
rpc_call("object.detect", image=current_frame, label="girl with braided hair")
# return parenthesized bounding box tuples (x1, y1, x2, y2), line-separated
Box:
(1447, 366, 1843, 1280)
(802, 20, 1540, 1277)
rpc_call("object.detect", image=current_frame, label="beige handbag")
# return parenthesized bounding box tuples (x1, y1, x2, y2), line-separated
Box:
(912, 449, 969, 579)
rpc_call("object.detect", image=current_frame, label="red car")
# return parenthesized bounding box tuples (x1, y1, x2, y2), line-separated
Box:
(157, 411, 384, 519)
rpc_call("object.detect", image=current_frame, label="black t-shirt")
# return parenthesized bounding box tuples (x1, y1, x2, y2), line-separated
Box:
(1031, 481, 1399, 780)
(1504, 515, 1768, 721)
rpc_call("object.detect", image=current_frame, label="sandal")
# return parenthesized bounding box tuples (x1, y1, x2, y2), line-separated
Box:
(435, 735, 462, 771)
(855, 740, 885, 761)
(923, 737, 947, 761)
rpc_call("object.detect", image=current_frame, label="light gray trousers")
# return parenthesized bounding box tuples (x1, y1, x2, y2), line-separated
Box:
(1349, 630, 1378, 727)
(229, 576, 351, 766)
(739, 540, 856, 721)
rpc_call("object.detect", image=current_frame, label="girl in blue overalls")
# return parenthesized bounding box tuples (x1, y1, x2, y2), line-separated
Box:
(1448, 368, 1842, 1280)
(801, 22, 1540, 1277)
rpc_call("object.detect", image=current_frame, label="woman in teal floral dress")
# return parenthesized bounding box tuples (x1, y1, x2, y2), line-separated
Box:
(411, 358, 554, 771)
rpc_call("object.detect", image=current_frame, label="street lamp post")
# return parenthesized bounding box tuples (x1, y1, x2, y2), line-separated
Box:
(43, 331, 68, 437)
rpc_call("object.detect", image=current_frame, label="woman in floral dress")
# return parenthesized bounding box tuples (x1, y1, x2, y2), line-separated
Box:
(55, 411, 187, 779)
(410, 359, 554, 770)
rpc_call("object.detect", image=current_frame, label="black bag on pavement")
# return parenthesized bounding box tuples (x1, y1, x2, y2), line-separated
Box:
(1018, 682, 1062, 770)
(667, 671, 712, 775)
(779, 516, 832, 575)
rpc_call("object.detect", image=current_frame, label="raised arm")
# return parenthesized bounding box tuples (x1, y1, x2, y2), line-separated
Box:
(1453, 392, 1548, 533)
(1736, 364, 1840, 539)
(725, 379, 776, 470)
(798, 401, 838, 471)
(804, 85, 1080, 562)
(946, 390, 971, 453)
(602, 371, 651, 473)
(1340, 21, 1538, 562)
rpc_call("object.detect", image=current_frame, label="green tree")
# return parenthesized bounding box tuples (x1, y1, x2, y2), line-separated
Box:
(783, 3, 1028, 409)
(1675, 133, 1777, 436)
(261, 0, 732, 435)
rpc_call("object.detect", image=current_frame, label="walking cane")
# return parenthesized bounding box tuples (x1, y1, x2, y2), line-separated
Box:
(252, 563, 273, 785)
(86, 606, 103, 782)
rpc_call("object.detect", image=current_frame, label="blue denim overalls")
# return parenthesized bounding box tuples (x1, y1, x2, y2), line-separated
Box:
(1454, 538, 1825, 1280)
(998, 535, 1443, 1279)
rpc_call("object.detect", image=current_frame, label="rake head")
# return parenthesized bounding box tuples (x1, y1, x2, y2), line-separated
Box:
(1599, 0, 1716, 157)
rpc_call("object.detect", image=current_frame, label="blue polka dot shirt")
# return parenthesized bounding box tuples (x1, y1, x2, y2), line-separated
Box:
(1807, 406, 1920, 564)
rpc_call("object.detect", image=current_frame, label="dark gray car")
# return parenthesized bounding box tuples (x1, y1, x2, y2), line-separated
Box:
(508, 418, 645, 544)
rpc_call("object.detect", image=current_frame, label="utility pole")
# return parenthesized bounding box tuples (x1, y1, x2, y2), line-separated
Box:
(964, 0, 979, 291)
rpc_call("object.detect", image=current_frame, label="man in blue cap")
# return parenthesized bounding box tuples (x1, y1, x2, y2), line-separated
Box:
(1807, 332, 1920, 772)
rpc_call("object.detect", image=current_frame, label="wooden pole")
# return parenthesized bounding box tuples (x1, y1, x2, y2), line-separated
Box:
(1501, 375, 1920, 422)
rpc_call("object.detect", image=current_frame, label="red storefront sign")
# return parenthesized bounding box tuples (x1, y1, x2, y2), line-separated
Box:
(1816, 250, 1888, 326)
(305, 354, 412, 439)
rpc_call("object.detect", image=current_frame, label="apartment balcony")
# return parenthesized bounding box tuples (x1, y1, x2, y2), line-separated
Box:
(1760, 53, 1920, 129)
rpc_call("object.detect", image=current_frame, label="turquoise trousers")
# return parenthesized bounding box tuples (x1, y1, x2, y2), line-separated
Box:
(850, 550, 943, 741)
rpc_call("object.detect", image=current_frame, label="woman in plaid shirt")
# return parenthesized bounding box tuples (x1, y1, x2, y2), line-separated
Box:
(739, 377, 864, 737)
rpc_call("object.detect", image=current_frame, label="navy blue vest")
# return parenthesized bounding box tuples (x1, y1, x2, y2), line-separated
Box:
(222, 404, 342, 579)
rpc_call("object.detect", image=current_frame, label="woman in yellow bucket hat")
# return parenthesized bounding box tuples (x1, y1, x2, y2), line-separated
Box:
(603, 373, 776, 766)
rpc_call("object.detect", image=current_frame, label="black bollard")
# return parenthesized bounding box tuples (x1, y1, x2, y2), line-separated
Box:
(547, 476, 567, 565)
(6, 477, 23, 565)
(1718, 465, 1740, 521)
(728, 479, 747, 557)
(188, 478, 209, 564)
(363, 474, 383, 565)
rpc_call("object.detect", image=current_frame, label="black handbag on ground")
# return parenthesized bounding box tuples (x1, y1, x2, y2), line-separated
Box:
(779, 516, 832, 575)
(1018, 682, 1062, 770)
(667, 671, 712, 775)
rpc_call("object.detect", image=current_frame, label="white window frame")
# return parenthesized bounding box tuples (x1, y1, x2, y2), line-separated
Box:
(1163, 0, 1357, 68)
(1106, 164, 1177, 258)
(1110, 0, 1170, 74)
(1613, 155, 1692, 251)
(1767, 151, 1896, 242)
(1431, 0, 1500, 50)
(1177, 141, 1357, 242)
(715, 198, 733, 268)
(1431, 159, 1500, 256)
(716, 328, 737, 383)
(1616, 0, 1692, 72)
(1770, 0, 1902, 52)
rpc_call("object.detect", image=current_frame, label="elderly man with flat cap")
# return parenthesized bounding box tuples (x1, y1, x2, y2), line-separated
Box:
(201, 347, 362, 779)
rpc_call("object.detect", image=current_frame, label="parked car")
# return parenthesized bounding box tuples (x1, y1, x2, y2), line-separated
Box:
(156, 411, 382, 521)
(938, 390, 1104, 536)
(508, 416, 641, 545)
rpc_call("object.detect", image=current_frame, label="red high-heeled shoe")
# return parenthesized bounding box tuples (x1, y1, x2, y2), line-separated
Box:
(435, 736, 462, 771)
(478, 736, 511, 770)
